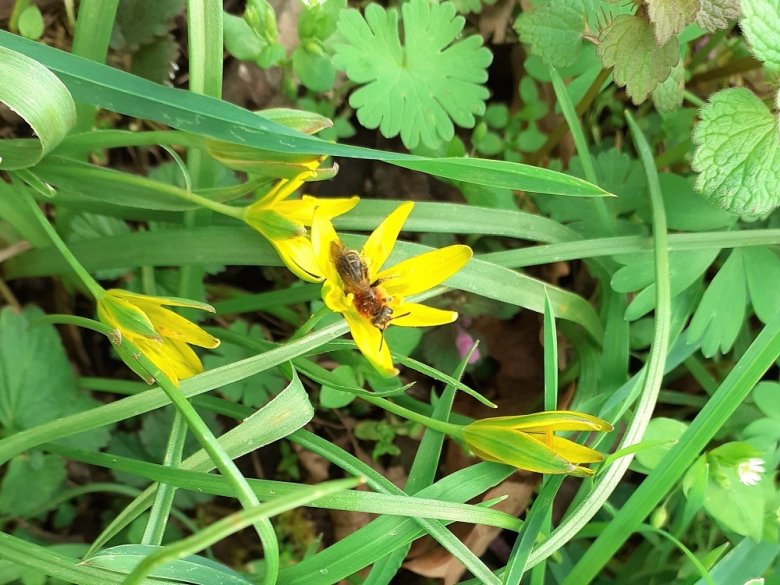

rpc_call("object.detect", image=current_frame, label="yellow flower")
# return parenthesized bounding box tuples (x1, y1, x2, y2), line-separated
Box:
(462, 411, 613, 477)
(311, 201, 472, 377)
(97, 289, 220, 386)
(243, 168, 359, 282)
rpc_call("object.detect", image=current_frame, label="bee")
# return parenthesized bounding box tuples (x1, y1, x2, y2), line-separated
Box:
(330, 241, 395, 334)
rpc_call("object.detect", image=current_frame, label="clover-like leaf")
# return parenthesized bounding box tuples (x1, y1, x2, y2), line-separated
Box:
(597, 14, 679, 104)
(692, 88, 780, 217)
(514, 0, 588, 68)
(696, 0, 740, 31)
(741, 0, 780, 72)
(645, 0, 700, 44)
(333, 0, 492, 149)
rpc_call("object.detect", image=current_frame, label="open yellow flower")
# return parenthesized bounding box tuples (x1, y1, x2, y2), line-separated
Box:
(462, 411, 613, 477)
(243, 168, 359, 282)
(311, 201, 472, 377)
(97, 289, 220, 386)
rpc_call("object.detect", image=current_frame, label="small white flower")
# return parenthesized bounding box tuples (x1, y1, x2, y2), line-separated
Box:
(737, 458, 766, 486)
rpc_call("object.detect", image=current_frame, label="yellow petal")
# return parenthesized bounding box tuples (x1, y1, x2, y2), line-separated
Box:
(527, 433, 606, 464)
(378, 245, 472, 297)
(311, 207, 343, 283)
(362, 201, 414, 278)
(345, 312, 397, 377)
(389, 302, 457, 327)
(322, 280, 353, 313)
(274, 195, 359, 225)
(252, 169, 317, 208)
(109, 289, 216, 314)
(272, 236, 324, 283)
(142, 305, 220, 348)
(134, 337, 203, 386)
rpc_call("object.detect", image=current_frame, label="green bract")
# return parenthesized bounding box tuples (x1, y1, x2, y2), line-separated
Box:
(333, 0, 492, 149)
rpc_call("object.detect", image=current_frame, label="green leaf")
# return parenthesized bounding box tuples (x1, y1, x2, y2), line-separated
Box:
(634, 418, 688, 471)
(202, 322, 287, 408)
(292, 46, 336, 92)
(752, 381, 780, 420)
(17, 4, 44, 40)
(652, 59, 685, 112)
(645, 173, 736, 232)
(129, 35, 179, 84)
(0, 47, 76, 170)
(223, 12, 264, 61)
(597, 14, 679, 104)
(645, 0, 699, 44)
(0, 32, 605, 198)
(0, 306, 107, 450)
(692, 88, 780, 217)
(452, 0, 498, 14)
(115, 0, 184, 49)
(0, 452, 66, 517)
(687, 250, 747, 357)
(319, 365, 357, 409)
(741, 0, 780, 72)
(742, 247, 780, 323)
(86, 544, 252, 585)
(703, 444, 768, 541)
(514, 0, 588, 68)
(333, 0, 492, 149)
(611, 248, 718, 321)
(696, 0, 740, 31)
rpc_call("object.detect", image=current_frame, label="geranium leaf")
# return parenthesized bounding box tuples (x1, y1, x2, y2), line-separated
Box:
(333, 0, 492, 149)
(597, 14, 679, 104)
(692, 88, 780, 217)
(514, 0, 588, 68)
(687, 250, 747, 357)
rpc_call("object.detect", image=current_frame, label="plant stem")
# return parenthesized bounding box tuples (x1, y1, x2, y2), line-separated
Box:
(129, 345, 279, 577)
(18, 188, 104, 299)
(359, 394, 464, 438)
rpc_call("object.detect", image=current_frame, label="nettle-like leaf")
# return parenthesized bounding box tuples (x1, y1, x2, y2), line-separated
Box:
(696, 0, 740, 31)
(691, 88, 780, 217)
(645, 0, 699, 44)
(333, 0, 492, 149)
(652, 59, 685, 112)
(741, 0, 780, 73)
(514, 0, 588, 68)
(597, 14, 679, 104)
(115, 0, 184, 49)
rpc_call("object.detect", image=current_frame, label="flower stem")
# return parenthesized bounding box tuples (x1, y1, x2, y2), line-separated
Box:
(18, 188, 104, 299)
(359, 393, 464, 439)
(126, 342, 279, 577)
